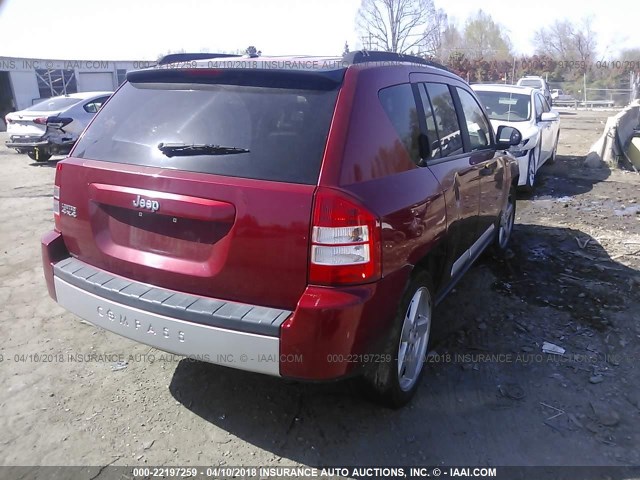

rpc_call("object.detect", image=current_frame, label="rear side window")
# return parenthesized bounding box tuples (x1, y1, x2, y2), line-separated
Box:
(378, 84, 420, 164)
(456, 88, 491, 151)
(73, 81, 339, 185)
(83, 96, 110, 113)
(423, 83, 463, 158)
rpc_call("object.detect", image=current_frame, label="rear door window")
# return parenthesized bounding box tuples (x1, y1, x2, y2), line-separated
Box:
(415, 84, 441, 160)
(422, 83, 463, 158)
(378, 84, 421, 164)
(73, 81, 339, 185)
(456, 88, 492, 151)
(83, 96, 110, 113)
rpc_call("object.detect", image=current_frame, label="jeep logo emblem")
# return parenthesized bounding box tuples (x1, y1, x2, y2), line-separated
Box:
(133, 194, 159, 212)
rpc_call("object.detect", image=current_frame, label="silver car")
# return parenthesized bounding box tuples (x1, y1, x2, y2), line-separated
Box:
(5, 91, 112, 161)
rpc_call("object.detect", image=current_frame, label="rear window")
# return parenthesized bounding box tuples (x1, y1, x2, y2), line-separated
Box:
(25, 96, 80, 111)
(518, 79, 543, 89)
(73, 81, 339, 184)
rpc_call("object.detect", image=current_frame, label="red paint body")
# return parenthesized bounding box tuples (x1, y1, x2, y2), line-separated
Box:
(42, 60, 516, 380)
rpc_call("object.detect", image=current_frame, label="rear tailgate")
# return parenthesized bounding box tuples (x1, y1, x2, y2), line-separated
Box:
(55, 67, 342, 310)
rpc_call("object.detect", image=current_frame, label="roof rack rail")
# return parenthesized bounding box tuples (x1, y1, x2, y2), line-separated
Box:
(342, 50, 451, 72)
(157, 53, 241, 66)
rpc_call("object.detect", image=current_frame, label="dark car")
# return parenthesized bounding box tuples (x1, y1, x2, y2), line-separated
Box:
(42, 51, 521, 407)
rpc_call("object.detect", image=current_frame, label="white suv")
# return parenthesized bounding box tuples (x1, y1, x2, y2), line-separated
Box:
(517, 76, 552, 106)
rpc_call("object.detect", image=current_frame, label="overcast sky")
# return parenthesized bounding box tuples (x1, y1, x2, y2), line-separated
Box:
(0, 0, 638, 60)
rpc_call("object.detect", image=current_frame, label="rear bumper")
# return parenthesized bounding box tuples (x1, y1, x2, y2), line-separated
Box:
(6, 135, 75, 154)
(6, 135, 47, 148)
(54, 276, 281, 375)
(41, 231, 406, 380)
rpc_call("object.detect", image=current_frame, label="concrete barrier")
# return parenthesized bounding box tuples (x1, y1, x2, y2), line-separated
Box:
(587, 100, 640, 168)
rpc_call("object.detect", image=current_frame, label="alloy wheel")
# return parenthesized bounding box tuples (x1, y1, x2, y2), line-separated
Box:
(397, 287, 432, 392)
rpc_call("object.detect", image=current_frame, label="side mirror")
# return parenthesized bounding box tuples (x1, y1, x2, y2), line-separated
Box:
(540, 112, 558, 122)
(495, 126, 522, 149)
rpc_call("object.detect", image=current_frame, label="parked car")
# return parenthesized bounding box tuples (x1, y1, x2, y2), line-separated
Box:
(473, 84, 561, 191)
(41, 51, 521, 407)
(517, 75, 552, 106)
(551, 89, 576, 103)
(5, 91, 112, 162)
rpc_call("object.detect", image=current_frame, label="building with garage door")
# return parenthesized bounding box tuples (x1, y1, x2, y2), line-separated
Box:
(0, 56, 155, 122)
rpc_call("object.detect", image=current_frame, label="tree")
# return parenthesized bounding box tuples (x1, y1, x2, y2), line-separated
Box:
(533, 18, 597, 72)
(245, 46, 262, 57)
(356, 0, 444, 56)
(343, 41, 350, 56)
(437, 20, 464, 60)
(463, 10, 512, 60)
(421, 9, 448, 58)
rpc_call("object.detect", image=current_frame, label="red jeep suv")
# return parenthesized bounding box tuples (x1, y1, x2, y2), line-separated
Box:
(41, 51, 521, 407)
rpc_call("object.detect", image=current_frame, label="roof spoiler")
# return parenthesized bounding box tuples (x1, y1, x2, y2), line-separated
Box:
(126, 68, 345, 91)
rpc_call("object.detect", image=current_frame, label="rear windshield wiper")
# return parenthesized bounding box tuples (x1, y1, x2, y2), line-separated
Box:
(158, 142, 250, 157)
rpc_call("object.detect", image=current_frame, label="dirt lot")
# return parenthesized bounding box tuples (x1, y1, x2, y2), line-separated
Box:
(1, 110, 639, 471)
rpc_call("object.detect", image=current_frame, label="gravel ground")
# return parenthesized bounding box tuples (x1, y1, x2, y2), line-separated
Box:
(0, 109, 639, 470)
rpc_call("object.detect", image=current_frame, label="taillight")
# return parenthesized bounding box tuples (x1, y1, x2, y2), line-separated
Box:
(53, 185, 60, 216)
(46, 116, 73, 127)
(53, 164, 61, 229)
(34, 117, 48, 125)
(309, 188, 381, 285)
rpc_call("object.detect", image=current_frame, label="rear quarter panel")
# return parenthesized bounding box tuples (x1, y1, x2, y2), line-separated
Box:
(322, 66, 448, 281)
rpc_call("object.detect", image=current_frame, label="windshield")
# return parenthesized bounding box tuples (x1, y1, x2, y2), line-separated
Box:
(25, 96, 80, 112)
(476, 91, 531, 122)
(519, 79, 543, 89)
(73, 80, 339, 184)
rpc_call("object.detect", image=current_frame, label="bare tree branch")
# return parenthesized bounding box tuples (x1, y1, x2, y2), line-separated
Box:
(356, 0, 442, 55)
(533, 17, 597, 71)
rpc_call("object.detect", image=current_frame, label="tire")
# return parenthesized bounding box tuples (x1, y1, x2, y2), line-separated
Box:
(364, 270, 434, 408)
(522, 144, 539, 193)
(493, 185, 516, 253)
(27, 150, 52, 162)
